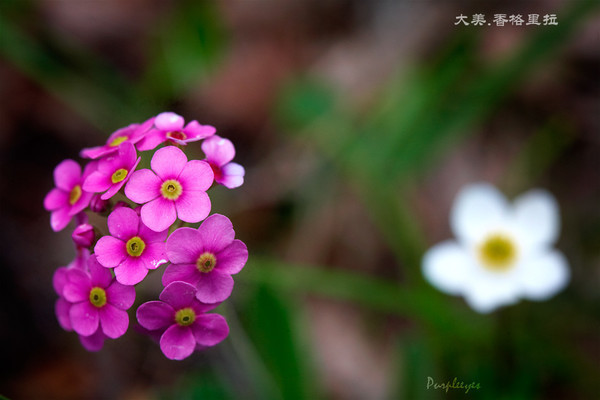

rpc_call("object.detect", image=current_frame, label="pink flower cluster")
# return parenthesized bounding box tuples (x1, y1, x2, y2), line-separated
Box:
(44, 112, 247, 360)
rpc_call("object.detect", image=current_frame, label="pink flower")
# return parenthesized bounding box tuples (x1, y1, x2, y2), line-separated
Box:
(162, 214, 248, 303)
(53, 251, 109, 351)
(62, 255, 136, 339)
(44, 160, 95, 231)
(80, 118, 154, 159)
(83, 142, 141, 200)
(202, 135, 245, 189)
(53, 250, 90, 331)
(136, 112, 216, 151)
(124, 146, 213, 232)
(136, 281, 229, 360)
(94, 207, 168, 285)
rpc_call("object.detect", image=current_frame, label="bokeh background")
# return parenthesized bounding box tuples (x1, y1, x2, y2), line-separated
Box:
(1, 0, 599, 399)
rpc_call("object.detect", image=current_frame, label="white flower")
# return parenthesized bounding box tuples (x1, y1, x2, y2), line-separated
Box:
(422, 183, 570, 313)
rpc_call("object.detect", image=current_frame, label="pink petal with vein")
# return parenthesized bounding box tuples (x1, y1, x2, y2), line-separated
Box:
(160, 325, 195, 360)
(99, 304, 129, 339)
(151, 146, 187, 180)
(94, 236, 127, 268)
(196, 271, 234, 304)
(70, 302, 99, 336)
(192, 314, 229, 347)
(175, 190, 211, 224)
(141, 197, 177, 232)
(125, 169, 161, 203)
(137, 301, 175, 330)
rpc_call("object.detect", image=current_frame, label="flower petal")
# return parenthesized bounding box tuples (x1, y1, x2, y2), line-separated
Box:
(141, 197, 177, 232)
(107, 207, 140, 240)
(114, 257, 149, 285)
(162, 264, 201, 293)
(99, 304, 129, 339)
(175, 190, 211, 224)
(101, 184, 119, 201)
(94, 236, 127, 268)
(50, 207, 72, 232)
(191, 313, 229, 347)
(202, 136, 235, 166)
(151, 146, 187, 180)
(55, 298, 72, 331)
(216, 240, 248, 275)
(159, 281, 198, 309)
(54, 159, 81, 191)
(160, 325, 196, 360)
(138, 221, 168, 243)
(134, 117, 155, 138)
(178, 160, 213, 191)
(461, 272, 520, 314)
(512, 189, 560, 252)
(166, 227, 203, 264)
(79, 329, 105, 351)
(106, 281, 136, 309)
(63, 270, 91, 303)
(81, 145, 116, 160)
(183, 121, 216, 140)
(53, 267, 69, 295)
(422, 241, 474, 295)
(135, 128, 165, 151)
(137, 301, 175, 331)
(155, 112, 184, 131)
(198, 214, 235, 253)
(44, 188, 68, 211)
(450, 183, 510, 245)
(117, 141, 137, 166)
(124, 169, 161, 204)
(88, 255, 113, 288)
(196, 271, 234, 304)
(219, 162, 245, 189)
(140, 241, 168, 270)
(70, 302, 99, 336)
(82, 170, 111, 194)
(70, 191, 93, 216)
(516, 250, 569, 300)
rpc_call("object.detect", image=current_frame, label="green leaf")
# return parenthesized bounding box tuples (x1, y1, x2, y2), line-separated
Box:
(237, 284, 316, 400)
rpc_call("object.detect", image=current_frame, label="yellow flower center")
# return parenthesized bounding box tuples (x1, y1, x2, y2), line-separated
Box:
(196, 252, 217, 273)
(69, 185, 82, 205)
(175, 307, 196, 327)
(478, 234, 517, 272)
(111, 168, 129, 184)
(166, 131, 187, 141)
(109, 136, 128, 147)
(126, 236, 146, 257)
(89, 287, 107, 308)
(160, 179, 183, 200)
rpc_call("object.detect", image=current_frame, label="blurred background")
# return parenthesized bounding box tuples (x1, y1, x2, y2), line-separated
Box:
(1, 0, 599, 399)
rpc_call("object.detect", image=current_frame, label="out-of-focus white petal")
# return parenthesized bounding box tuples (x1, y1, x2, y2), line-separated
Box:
(462, 275, 520, 313)
(422, 241, 473, 295)
(516, 250, 569, 300)
(450, 183, 510, 245)
(512, 189, 560, 253)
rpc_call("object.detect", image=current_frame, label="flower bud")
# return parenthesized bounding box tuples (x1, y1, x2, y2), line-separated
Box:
(90, 194, 109, 213)
(113, 201, 129, 210)
(72, 223, 94, 248)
